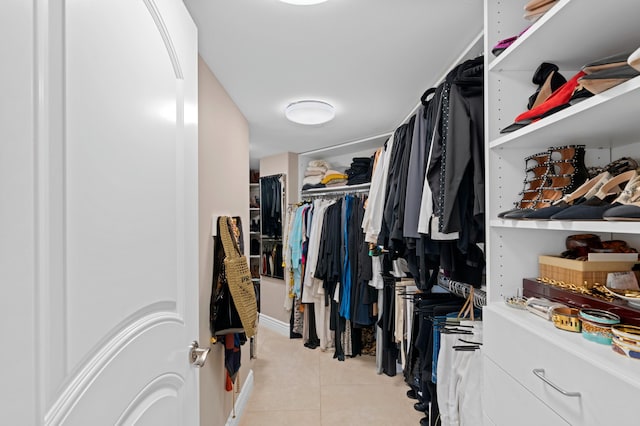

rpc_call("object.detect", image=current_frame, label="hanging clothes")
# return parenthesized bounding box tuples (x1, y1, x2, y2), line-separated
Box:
(260, 175, 283, 238)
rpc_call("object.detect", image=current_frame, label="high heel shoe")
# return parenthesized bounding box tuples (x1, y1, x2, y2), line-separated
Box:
(501, 71, 586, 134)
(528, 63, 567, 110)
(498, 151, 550, 218)
(550, 170, 640, 220)
(547, 145, 589, 192)
(503, 145, 588, 219)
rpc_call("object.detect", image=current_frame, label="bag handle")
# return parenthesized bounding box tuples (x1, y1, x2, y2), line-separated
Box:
(219, 216, 242, 259)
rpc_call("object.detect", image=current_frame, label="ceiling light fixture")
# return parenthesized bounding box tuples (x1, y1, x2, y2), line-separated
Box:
(285, 100, 335, 125)
(279, 0, 328, 5)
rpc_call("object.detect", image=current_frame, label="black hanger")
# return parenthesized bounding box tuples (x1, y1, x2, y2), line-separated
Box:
(420, 87, 437, 107)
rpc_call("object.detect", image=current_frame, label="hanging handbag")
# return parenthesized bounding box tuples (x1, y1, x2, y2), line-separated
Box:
(219, 216, 258, 339)
(210, 218, 245, 339)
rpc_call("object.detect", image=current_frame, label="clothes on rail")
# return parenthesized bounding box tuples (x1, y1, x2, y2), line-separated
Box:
(400, 289, 482, 426)
(436, 320, 483, 426)
(365, 55, 485, 291)
(284, 192, 376, 361)
(260, 174, 283, 238)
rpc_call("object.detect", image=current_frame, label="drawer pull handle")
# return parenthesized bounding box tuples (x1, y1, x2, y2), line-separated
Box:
(532, 369, 581, 397)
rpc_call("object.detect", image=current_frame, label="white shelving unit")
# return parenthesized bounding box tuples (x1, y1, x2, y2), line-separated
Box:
(249, 178, 261, 296)
(484, 1, 640, 425)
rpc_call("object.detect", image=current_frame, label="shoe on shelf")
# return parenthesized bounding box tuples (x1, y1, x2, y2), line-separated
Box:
(528, 62, 567, 110)
(491, 27, 530, 57)
(523, 0, 558, 21)
(501, 71, 586, 134)
(603, 174, 640, 221)
(547, 145, 589, 193)
(582, 51, 635, 74)
(500, 146, 589, 219)
(506, 145, 589, 219)
(629, 47, 640, 72)
(568, 84, 594, 105)
(498, 150, 551, 218)
(550, 170, 639, 220)
(523, 171, 613, 219)
(578, 64, 640, 95)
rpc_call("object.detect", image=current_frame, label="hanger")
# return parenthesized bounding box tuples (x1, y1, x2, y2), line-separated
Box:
(420, 87, 437, 107)
(457, 287, 475, 321)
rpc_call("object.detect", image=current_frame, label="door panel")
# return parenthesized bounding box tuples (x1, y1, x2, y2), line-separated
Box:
(65, 0, 181, 369)
(0, 0, 36, 423)
(2, 0, 199, 424)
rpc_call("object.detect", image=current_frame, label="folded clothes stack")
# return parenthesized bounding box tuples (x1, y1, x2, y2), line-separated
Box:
(321, 169, 348, 187)
(302, 160, 330, 190)
(345, 156, 373, 185)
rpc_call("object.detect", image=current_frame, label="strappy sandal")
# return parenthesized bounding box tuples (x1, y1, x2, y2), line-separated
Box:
(603, 175, 640, 221)
(498, 151, 550, 218)
(551, 170, 640, 220)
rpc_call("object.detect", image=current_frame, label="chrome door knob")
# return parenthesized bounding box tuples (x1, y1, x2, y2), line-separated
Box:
(189, 341, 211, 367)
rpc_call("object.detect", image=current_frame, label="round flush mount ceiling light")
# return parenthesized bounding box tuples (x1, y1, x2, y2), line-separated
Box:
(279, 0, 328, 5)
(285, 100, 335, 125)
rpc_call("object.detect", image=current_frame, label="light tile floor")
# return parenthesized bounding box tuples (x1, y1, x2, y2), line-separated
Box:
(238, 326, 425, 426)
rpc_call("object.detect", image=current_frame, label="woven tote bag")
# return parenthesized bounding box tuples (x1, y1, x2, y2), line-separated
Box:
(219, 216, 258, 338)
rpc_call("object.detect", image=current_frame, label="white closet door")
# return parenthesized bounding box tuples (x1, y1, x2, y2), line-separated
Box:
(1, 0, 199, 424)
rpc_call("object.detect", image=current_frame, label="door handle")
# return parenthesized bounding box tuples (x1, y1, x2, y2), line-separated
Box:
(189, 341, 211, 367)
(532, 368, 581, 397)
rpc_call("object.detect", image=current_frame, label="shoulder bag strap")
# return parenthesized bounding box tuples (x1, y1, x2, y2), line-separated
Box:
(219, 216, 241, 259)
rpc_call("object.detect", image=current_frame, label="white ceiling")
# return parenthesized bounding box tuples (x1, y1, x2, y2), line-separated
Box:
(184, 0, 483, 167)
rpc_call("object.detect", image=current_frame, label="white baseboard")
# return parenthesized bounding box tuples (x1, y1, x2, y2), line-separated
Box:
(225, 369, 254, 426)
(258, 313, 289, 337)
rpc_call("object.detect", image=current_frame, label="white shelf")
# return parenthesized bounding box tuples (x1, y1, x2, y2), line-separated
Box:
(489, 0, 640, 72)
(250, 183, 259, 187)
(490, 219, 640, 234)
(249, 255, 260, 259)
(249, 207, 260, 211)
(489, 76, 640, 150)
(486, 304, 640, 387)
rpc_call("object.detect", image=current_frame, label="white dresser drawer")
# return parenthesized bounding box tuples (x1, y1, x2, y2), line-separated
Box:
(484, 356, 569, 426)
(484, 304, 640, 426)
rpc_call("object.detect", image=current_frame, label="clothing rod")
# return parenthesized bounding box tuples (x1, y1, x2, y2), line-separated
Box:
(301, 188, 369, 199)
(299, 133, 392, 156)
(301, 182, 370, 196)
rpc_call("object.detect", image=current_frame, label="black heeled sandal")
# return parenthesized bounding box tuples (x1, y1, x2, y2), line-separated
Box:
(498, 151, 550, 218)
(528, 62, 567, 110)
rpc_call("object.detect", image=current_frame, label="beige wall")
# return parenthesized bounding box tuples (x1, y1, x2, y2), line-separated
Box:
(259, 152, 298, 324)
(198, 56, 252, 426)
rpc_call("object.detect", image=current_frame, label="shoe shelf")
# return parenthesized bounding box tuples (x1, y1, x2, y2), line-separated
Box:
(489, 76, 640, 150)
(490, 219, 640, 235)
(485, 2, 640, 423)
(488, 0, 640, 72)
